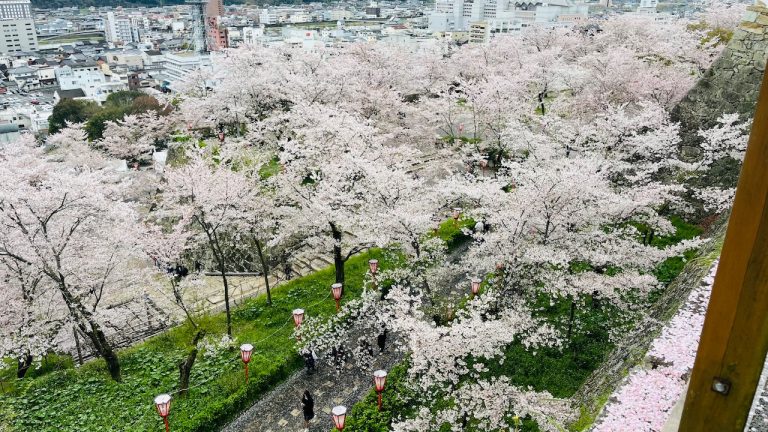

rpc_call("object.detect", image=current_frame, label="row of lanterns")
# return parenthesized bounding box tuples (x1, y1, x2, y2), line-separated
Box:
(153, 258, 384, 431)
(154, 369, 389, 431)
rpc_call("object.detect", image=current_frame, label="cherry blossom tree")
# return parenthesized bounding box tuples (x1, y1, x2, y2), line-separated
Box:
(159, 149, 256, 337)
(0, 138, 144, 381)
(99, 112, 176, 164)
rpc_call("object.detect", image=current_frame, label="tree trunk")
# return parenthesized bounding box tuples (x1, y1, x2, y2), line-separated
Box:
(566, 299, 576, 343)
(219, 264, 232, 337)
(199, 219, 232, 337)
(178, 330, 205, 397)
(73, 325, 84, 366)
(16, 353, 33, 379)
(56, 278, 122, 381)
(330, 222, 345, 285)
(255, 239, 272, 305)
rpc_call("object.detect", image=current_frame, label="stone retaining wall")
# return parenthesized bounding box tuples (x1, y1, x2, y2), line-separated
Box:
(672, 6, 768, 150)
(572, 219, 726, 415)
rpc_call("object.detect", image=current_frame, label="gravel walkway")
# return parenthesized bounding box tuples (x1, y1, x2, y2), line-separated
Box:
(746, 355, 768, 432)
(221, 346, 401, 432)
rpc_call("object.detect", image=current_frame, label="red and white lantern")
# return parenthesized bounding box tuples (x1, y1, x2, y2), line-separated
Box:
(471, 278, 481, 296)
(332, 405, 347, 431)
(479, 158, 488, 169)
(293, 309, 305, 327)
(154, 394, 172, 432)
(331, 283, 343, 312)
(452, 207, 462, 220)
(240, 343, 253, 383)
(368, 259, 379, 275)
(373, 370, 388, 411)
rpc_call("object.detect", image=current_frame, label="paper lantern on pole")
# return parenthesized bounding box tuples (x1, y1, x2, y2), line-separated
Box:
(452, 207, 462, 220)
(154, 394, 172, 432)
(240, 344, 253, 383)
(293, 308, 305, 340)
(331, 283, 343, 312)
(471, 278, 481, 296)
(332, 405, 347, 431)
(373, 370, 388, 411)
(368, 259, 379, 275)
(292, 309, 305, 327)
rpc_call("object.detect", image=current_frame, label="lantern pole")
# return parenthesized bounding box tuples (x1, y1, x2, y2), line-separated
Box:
(331, 283, 343, 312)
(293, 309, 305, 341)
(368, 259, 379, 290)
(154, 394, 172, 432)
(240, 344, 253, 384)
(332, 405, 347, 431)
(470, 278, 481, 298)
(374, 370, 388, 411)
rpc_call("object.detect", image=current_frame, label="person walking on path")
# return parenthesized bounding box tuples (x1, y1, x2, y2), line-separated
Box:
(377, 328, 388, 354)
(301, 390, 314, 430)
(302, 349, 316, 374)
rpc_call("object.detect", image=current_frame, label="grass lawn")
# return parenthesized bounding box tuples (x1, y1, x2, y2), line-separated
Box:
(0, 250, 389, 432)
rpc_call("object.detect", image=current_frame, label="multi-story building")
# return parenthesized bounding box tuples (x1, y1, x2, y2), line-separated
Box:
(6, 65, 39, 90)
(259, 9, 279, 25)
(55, 62, 106, 98)
(428, 0, 588, 33)
(469, 21, 490, 42)
(637, 0, 658, 13)
(0, 0, 37, 54)
(241, 26, 264, 45)
(105, 12, 148, 46)
(162, 52, 212, 89)
(0, 0, 31, 20)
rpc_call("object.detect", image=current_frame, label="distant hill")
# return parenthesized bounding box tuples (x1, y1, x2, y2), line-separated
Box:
(32, 0, 187, 8)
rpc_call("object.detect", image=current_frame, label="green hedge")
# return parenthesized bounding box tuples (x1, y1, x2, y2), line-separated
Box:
(0, 250, 389, 432)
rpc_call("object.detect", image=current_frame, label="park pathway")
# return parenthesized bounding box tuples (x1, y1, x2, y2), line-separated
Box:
(221, 346, 402, 432)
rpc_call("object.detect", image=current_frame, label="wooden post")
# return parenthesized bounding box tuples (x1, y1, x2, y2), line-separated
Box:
(678, 70, 768, 431)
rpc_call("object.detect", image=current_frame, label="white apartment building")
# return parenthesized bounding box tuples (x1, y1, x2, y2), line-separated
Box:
(0, 0, 37, 54)
(428, 0, 588, 33)
(240, 26, 264, 45)
(637, 0, 658, 13)
(0, 104, 52, 132)
(0, 0, 31, 20)
(325, 9, 353, 21)
(105, 12, 148, 46)
(55, 62, 106, 98)
(162, 52, 212, 91)
(260, 10, 279, 25)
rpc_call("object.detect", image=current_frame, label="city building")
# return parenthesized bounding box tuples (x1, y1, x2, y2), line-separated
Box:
(162, 51, 212, 89)
(105, 12, 149, 46)
(0, 0, 37, 54)
(55, 62, 106, 98)
(428, 0, 588, 33)
(469, 21, 490, 43)
(260, 9, 279, 25)
(6, 65, 38, 90)
(637, 0, 658, 13)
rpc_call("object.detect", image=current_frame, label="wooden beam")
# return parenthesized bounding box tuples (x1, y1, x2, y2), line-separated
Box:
(678, 69, 768, 431)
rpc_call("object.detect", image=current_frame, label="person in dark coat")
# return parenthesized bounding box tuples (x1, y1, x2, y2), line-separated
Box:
(301, 390, 314, 429)
(302, 349, 316, 374)
(377, 328, 388, 354)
